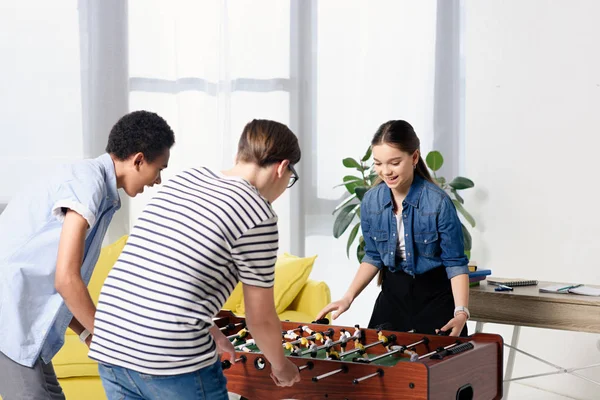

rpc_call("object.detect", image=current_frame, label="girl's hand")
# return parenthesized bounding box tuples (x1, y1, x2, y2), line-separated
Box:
(437, 313, 468, 337)
(315, 297, 352, 321)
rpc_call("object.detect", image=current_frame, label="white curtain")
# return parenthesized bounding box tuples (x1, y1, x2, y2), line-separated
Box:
(125, 0, 461, 267)
(0, 0, 462, 326)
(126, 0, 297, 252)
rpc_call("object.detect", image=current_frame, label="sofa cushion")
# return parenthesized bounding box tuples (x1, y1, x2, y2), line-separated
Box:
(237, 253, 317, 315)
(222, 281, 243, 311)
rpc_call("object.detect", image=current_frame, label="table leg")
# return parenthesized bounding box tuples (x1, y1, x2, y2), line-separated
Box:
(503, 325, 521, 398)
(475, 321, 484, 333)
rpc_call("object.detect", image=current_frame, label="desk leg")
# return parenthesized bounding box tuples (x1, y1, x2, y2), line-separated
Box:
(475, 321, 484, 333)
(503, 325, 521, 398)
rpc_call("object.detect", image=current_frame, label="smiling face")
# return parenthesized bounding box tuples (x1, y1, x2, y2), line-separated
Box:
(122, 148, 170, 197)
(372, 143, 419, 192)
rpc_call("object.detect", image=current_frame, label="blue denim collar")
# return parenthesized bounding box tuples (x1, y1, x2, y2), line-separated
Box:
(380, 174, 425, 209)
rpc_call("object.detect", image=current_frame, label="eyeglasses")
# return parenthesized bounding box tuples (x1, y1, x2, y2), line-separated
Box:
(287, 164, 299, 188)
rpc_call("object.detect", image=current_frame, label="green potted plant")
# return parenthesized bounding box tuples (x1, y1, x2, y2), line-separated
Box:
(333, 147, 475, 261)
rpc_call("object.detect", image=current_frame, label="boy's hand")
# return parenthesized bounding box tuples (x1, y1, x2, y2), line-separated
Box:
(210, 326, 236, 362)
(270, 359, 301, 387)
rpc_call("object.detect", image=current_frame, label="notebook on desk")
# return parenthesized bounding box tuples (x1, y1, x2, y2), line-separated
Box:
(487, 278, 538, 287)
(539, 284, 600, 296)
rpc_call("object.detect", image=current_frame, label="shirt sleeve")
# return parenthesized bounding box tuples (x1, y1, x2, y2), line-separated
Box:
(438, 196, 470, 279)
(51, 175, 105, 229)
(360, 197, 383, 270)
(231, 216, 279, 288)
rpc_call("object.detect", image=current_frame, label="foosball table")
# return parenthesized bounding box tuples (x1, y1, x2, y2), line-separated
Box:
(215, 311, 503, 400)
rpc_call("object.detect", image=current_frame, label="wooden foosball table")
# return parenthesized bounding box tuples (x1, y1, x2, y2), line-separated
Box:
(215, 311, 503, 400)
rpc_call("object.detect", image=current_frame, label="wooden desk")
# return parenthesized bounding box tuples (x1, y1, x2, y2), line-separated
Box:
(469, 281, 600, 398)
(470, 281, 600, 333)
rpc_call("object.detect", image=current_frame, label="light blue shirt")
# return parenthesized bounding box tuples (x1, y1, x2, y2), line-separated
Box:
(0, 153, 120, 367)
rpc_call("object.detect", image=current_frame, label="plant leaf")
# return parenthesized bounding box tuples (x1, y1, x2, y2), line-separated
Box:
(426, 150, 444, 171)
(346, 223, 360, 258)
(356, 236, 366, 262)
(369, 172, 379, 185)
(451, 188, 464, 204)
(361, 146, 372, 162)
(342, 158, 361, 169)
(333, 193, 357, 214)
(452, 199, 476, 228)
(434, 176, 446, 187)
(461, 223, 472, 251)
(333, 204, 360, 238)
(449, 177, 474, 190)
(354, 186, 368, 201)
(333, 175, 363, 188)
(345, 181, 361, 194)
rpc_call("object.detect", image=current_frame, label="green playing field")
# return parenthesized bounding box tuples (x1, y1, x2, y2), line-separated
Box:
(233, 340, 408, 367)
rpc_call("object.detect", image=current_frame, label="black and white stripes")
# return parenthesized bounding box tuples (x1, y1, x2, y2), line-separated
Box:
(89, 168, 278, 375)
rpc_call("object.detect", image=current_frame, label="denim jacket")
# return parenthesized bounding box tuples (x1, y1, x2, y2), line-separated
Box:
(360, 175, 469, 279)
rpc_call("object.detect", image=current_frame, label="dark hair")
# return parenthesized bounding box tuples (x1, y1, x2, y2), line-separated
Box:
(106, 111, 175, 162)
(236, 119, 301, 166)
(371, 120, 434, 184)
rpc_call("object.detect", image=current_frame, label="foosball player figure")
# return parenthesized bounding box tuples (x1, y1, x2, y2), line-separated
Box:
(283, 327, 302, 340)
(308, 341, 319, 358)
(284, 340, 302, 356)
(353, 324, 365, 351)
(231, 327, 249, 344)
(325, 344, 340, 360)
(377, 328, 394, 352)
(389, 345, 419, 362)
(237, 338, 255, 353)
(339, 328, 351, 351)
(302, 326, 324, 344)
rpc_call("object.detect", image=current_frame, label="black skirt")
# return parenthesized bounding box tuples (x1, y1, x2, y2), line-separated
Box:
(368, 266, 468, 336)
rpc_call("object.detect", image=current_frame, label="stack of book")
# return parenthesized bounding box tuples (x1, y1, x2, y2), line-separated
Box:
(468, 262, 491, 287)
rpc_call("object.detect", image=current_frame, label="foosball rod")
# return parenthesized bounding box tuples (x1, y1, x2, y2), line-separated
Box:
(340, 335, 422, 359)
(220, 322, 245, 332)
(360, 337, 428, 364)
(312, 365, 349, 382)
(418, 342, 459, 360)
(284, 327, 334, 347)
(298, 361, 314, 372)
(299, 335, 350, 357)
(353, 368, 384, 385)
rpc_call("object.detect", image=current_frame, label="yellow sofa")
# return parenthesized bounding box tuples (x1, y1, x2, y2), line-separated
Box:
(51, 236, 331, 400)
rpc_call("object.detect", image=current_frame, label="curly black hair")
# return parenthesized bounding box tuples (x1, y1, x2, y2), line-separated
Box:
(106, 110, 175, 162)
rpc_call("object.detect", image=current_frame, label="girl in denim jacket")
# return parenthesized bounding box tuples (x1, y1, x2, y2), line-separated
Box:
(317, 120, 470, 337)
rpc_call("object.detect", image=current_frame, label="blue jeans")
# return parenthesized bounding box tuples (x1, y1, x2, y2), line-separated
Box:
(98, 359, 228, 400)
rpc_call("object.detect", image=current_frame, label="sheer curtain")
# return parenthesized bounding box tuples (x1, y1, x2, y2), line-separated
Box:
(0, 0, 462, 326)
(126, 0, 297, 252)
(125, 1, 461, 272)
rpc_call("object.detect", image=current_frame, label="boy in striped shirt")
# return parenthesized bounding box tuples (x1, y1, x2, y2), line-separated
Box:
(90, 119, 302, 400)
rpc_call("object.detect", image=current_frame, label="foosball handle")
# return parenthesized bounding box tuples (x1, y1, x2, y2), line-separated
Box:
(311, 318, 329, 325)
(430, 342, 474, 360)
(436, 330, 451, 336)
(221, 354, 248, 370)
(298, 361, 314, 372)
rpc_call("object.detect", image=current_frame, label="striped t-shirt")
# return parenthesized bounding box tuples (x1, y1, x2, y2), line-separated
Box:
(88, 167, 278, 375)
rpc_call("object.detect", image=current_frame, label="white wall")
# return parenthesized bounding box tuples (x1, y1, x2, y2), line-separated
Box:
(465, 1, 600, 398)
(0, 1, 83, 203)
